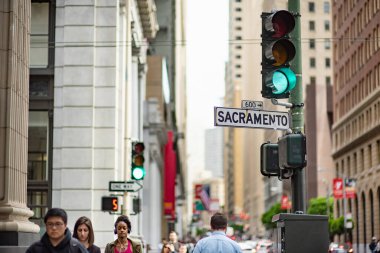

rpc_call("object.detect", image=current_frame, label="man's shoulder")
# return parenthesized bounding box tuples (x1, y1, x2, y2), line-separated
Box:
(26, 240, 44, 253)
(70, 238, 88, 253)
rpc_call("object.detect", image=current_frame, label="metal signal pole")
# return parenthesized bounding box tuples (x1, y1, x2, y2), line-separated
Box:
(288, 0, 306, 213)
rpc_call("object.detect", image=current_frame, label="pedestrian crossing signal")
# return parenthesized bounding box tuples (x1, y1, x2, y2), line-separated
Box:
(101, 196, 118, 212)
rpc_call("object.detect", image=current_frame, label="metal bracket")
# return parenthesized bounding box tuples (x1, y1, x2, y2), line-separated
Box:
(271, 98, 304, 109)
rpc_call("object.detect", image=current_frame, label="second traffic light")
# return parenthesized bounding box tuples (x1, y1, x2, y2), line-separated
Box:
(131, 142, 145, 180)
(261, 10, 297, 99)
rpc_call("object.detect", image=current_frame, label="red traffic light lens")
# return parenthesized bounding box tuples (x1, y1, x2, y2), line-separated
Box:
(272, 10, 295, 38)
(133, 142, 145, 153)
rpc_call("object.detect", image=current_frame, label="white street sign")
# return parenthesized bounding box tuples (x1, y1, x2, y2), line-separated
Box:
(109, 181, 142, 192)
(241, 100, 263, 110)
(214, 106, 290, 130)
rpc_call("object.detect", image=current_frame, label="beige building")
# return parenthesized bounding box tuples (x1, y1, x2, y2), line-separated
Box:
(332, 0, 380, 252)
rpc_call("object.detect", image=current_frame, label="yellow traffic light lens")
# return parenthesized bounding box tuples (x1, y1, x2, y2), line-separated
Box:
(133, 154, 144, 166)
(272, 39, 295, 66)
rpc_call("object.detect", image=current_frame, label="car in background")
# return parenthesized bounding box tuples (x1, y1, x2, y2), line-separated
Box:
(253, 240, 273, 253)
(238, 241, 254, 253)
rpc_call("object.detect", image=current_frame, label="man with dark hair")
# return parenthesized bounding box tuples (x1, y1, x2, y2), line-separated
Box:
(193, 212, 242, 253)
(26, 207, 87, 253)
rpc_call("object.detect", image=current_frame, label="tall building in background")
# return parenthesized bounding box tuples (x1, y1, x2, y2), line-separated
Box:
(302, 0, 335, 202)
(332, 1, 380, 252)
(205, 128, 224, 178)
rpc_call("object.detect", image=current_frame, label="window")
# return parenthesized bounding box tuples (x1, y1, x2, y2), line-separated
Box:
(325, 39, 331, 49)
(308, 2, 315, 12)
(325, 58, 331, 68)
(326, 76, 331, 85)
(235, 64, 241, 68)
(235, 26, 242, 31)
(236, 36, 242, 40)
(324, 20, 330, 31)
(310, 57, 316, 68)
(309, 39, 316, 49)
(310, 76, 316, 85)
(309, 21, 315, 31)
(236, 55, 241, 59)
(324, 1, 330, 13)
(236, 74, 242, 78)
(235, 7, 242, 12)
(30, 3, 50, 68)
(235, 17, 242, 21)
(235, 45, 242, 49)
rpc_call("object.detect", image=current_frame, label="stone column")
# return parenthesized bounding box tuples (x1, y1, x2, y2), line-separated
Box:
(0, 0, 40, 251)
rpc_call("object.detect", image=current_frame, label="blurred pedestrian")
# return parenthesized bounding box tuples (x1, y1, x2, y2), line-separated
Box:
(169, 231, 180, 252)
(161, 242, 176, 253)
(73, 216, 101, 253)
(104, 215, 142, 253)
(179, 243, 188, 253)
(370, 237, 377, 253)
(192, 212, 242, 253)
(26, 208, 87, 253)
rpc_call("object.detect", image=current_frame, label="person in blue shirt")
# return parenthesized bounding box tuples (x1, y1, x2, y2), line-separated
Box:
(192, 212, 242, 253)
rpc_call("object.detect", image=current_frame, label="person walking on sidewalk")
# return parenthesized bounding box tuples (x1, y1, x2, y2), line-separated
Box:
(192, 212, 242, 253)
(104, 215, 142, 253)
(26, 208, 87, 253)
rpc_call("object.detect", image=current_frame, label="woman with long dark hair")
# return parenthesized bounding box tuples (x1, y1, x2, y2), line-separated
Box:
(73, 216, 101, 253)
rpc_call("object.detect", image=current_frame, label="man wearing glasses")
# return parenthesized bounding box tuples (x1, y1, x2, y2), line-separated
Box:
(26, 208, 87, 253)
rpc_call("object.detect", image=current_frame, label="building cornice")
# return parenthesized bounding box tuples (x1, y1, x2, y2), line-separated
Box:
(137, 0, 159, 39)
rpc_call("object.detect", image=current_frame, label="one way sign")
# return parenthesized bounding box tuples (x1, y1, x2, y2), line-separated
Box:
(109, 181, 142, 192)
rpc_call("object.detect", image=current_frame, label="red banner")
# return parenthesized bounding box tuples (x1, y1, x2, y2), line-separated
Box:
(333, 178, 343, 199)
(164, 131, 176, 218)
(194, 184, 202, 199)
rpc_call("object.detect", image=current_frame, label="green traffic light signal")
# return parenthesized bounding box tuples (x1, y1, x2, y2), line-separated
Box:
(261, 10, 297, 99)
(131, 142, 145, 180)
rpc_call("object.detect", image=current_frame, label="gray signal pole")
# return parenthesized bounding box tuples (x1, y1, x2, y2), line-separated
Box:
(288, 0, 306, 213)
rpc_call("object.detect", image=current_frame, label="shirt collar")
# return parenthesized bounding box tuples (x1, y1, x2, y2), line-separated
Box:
(212, 231, 226, 236)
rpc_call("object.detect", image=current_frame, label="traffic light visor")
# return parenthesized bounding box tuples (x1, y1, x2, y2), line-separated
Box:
(132, 166, 145, 180)
(271, 10, 295, 38)
(272, 39, 296, 66)
(272, 68, 297, 94)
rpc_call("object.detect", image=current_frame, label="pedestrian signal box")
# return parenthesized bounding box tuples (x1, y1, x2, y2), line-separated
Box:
(101, 196, 118, 212)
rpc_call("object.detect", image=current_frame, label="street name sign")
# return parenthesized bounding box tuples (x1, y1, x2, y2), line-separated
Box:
(214, 106, 290, 130)
(241, 100, 263, 110)
(109, 181, 142, 192)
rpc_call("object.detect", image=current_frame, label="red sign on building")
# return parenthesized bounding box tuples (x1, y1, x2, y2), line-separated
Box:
(333, 178, 343, 199)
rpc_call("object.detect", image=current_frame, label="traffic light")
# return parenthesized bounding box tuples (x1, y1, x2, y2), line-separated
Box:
(101, 196, 118, 212)
(131, 142, 145, 180)
(261, 10, 297, 99)
(260, 142, 280, 177)
(278, 133, 306, 169)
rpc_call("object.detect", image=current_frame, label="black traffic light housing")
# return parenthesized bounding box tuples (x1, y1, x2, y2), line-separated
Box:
(131, 142, 145, 180)
(278, 133, 306, 169)
(261, 10, 297, 99)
